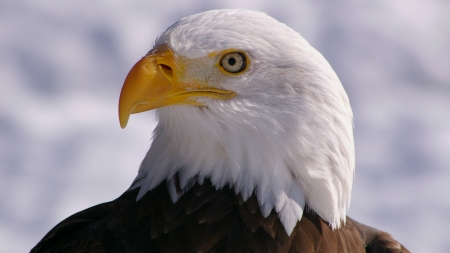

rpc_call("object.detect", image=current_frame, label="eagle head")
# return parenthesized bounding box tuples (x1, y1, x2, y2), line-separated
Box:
(119, 9, 354, 234)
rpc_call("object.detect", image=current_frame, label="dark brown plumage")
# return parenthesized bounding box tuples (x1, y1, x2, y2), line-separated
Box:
(31, 177, 409, 253)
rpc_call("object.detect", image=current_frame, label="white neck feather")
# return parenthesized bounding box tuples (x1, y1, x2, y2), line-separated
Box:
(131, 79, 354, 234)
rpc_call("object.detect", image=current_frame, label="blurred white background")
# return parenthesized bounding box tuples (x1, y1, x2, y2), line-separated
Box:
(1, 1, 449, 252)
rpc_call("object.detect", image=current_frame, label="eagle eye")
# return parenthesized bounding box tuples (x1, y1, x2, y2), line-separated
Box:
(220, 52, 247, 73)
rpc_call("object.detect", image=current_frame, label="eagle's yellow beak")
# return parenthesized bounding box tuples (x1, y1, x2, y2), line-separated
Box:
(118, 47, 236, 128)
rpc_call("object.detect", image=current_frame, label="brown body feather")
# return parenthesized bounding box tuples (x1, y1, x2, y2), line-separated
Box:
(31, 179, 410, 253)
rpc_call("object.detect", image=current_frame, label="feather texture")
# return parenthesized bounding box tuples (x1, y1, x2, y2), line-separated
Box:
(31, 178, 409, 253)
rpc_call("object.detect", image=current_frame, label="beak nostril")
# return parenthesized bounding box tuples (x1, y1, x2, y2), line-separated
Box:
(159, 64, 173, 81)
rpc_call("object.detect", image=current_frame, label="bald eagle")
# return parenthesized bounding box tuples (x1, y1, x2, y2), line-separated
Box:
(31, 9, 409, 253)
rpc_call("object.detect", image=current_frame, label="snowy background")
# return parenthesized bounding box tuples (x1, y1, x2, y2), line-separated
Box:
(1, 1, 449, 252)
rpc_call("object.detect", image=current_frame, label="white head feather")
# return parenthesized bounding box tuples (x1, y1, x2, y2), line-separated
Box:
(130, 9, 355, 234)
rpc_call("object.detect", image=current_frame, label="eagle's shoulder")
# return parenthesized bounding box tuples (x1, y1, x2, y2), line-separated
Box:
(348, 217, 411, 253)
(30, 187, 149, 253)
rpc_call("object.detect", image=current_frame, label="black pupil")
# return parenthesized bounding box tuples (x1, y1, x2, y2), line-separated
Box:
(228, 57, 236, 66)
